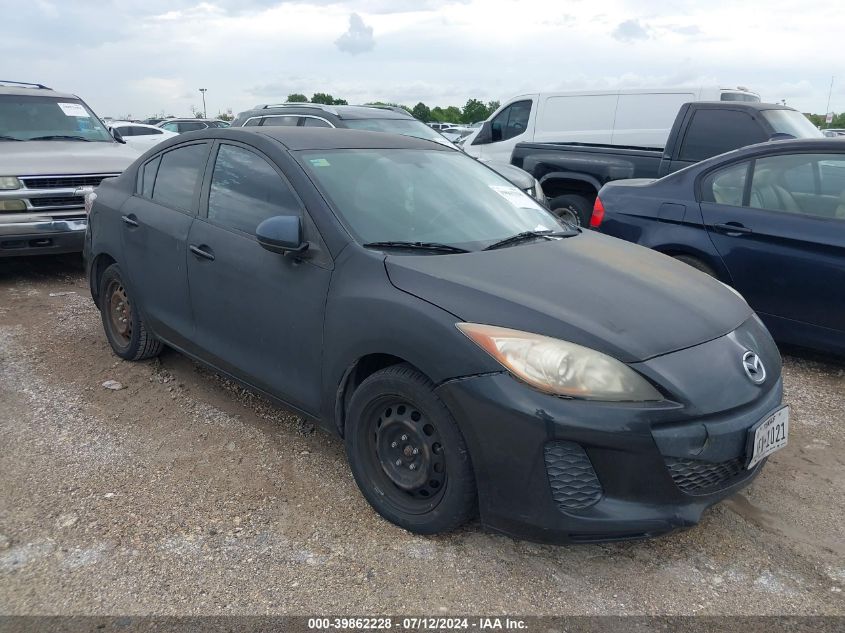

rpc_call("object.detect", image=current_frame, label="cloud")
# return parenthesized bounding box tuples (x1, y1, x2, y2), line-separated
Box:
(668, 24, 702, 36)
(335, 12, 375, 55)
(612, 19, 650, 42)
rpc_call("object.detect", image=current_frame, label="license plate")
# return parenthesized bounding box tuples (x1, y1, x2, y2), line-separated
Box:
(747, 406, 789, 469)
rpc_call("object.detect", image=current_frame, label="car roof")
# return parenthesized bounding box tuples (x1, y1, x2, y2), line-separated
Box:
(691, 101, 795, 112)
(184, 127, 451, 151)
(0, 84, 79, 99)
(242, 104, 413, 121)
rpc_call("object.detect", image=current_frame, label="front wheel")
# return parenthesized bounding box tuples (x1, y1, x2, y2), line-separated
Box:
(548, 194, 594, 227)
(345, 364, 477, 534)
(98, 263, 162, 361)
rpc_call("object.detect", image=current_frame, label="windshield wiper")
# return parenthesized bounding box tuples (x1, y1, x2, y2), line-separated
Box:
(483, 229, 576, 251)
(29, 135, 90, 142)
(363, 241, 470, 254)
(0, 135, 22, 141)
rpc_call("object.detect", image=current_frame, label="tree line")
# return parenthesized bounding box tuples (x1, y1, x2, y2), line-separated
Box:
(284, 93, 500, 124)
(805, 112, 845, 129)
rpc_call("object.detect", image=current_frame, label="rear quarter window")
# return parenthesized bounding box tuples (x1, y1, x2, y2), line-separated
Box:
(680, 110, 768, 162)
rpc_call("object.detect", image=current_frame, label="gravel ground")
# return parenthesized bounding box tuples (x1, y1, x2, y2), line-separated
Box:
(0, 255, 843, 615)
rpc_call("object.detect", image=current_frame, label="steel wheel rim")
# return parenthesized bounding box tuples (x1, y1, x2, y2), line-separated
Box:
(553, 205, 581, 227)
(106, 280, 132, 346)
(366, 398, 447, 514)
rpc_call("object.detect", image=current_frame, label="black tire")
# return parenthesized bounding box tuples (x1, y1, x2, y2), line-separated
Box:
(98, 263, 162, 361)
(345, 363, 477, 534)
(673, 255, 717, 278)
(548, 193, 594, 227)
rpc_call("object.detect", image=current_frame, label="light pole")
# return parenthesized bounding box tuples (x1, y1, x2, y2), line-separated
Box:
(199, 88, 207, 118)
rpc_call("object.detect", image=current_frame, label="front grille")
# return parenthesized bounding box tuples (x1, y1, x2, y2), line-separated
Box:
(20, 175, 115, 189)
(544, 441, 603, 511)
(29, 195, 84, 208)
(665, 456, 745, 495)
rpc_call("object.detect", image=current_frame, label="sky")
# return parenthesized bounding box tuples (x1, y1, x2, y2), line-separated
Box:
(1, 0, 841, 119)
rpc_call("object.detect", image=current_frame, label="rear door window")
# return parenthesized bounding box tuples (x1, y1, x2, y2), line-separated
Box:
(151, 143, 209, 212)
(178, 121, 208, 133)
(750, 154, 845, 220)
(258, 115, 300, 127)
(680, 110, 768, 162)
(302, 117, 332, 128)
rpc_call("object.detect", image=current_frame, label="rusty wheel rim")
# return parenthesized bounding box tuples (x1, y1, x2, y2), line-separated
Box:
(106, 280, 132, 346)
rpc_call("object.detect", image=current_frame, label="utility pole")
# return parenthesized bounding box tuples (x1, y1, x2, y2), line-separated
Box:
(199, 88, 208, 118)
(825, 76, 834, 121)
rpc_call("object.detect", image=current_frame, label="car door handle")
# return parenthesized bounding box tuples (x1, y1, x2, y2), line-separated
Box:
(713, 222, 753, 235)
(121, 214, 139, 228)
(189, 244, 215, 261)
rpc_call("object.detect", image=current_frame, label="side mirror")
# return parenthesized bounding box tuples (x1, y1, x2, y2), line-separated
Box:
(471, 120, 493, 146)
(256, 215, 310, 256)
(110, 127, 125, 144)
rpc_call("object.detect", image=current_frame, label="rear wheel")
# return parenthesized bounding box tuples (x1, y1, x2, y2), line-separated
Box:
(345, 364, 477, 534)
(548, 194, 593, 227)
(673, 255, 717, 278)
(98, 263, 162, 361)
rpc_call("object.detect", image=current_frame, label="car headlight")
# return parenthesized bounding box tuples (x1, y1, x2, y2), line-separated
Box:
(0, 176, 21, 190)
(457, 323, 662, 402)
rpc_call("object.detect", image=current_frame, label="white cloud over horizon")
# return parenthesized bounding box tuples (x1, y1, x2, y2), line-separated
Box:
(0, 0, 841, 119)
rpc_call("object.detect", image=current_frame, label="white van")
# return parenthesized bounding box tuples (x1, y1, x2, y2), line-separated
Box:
(464, 86, 760, 162)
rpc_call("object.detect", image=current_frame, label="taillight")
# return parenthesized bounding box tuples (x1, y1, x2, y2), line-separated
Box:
(590, 196, 605, 228)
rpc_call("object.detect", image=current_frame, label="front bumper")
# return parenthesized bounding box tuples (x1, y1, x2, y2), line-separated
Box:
(437, 372, 782, 543)
(0, 218, 86, 256)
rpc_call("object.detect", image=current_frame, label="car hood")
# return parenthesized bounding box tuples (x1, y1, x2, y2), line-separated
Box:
(385, 231, 753, 363)
(0, 141, 140, 176)
(484, 161, 534, 190)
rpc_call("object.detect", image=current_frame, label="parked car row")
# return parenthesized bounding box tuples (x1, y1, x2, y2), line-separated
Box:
(230, 102, 546, 204)
(6, 77, 834, 544)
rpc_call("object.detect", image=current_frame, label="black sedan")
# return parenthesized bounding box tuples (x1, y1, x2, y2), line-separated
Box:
(84, 127, 787, 543)
(593, 138, 845, 356)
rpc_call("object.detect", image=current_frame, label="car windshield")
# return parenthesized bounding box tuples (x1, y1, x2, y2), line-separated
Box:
(299, 149, 568, 251)
(344, 118, 451, 144)
(0, 94, 113, 141)
(762, 110, 823, 139)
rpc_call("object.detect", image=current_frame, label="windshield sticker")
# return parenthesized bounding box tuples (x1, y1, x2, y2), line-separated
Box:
(489, 185, 539, 209)
(309, 158, 331, 167)
(57, 102, 90, 117)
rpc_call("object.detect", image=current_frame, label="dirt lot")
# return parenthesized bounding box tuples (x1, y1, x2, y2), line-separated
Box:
(0, 255, 843, 615)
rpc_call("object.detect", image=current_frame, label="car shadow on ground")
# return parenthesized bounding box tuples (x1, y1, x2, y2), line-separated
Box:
(0, 253, 84, 284)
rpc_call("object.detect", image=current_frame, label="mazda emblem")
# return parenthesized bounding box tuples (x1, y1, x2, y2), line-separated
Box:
(742, 351, 766, 384)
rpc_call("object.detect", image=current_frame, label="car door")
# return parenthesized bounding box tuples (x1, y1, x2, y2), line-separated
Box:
(699, 152, 845, 334)
(120, 142, 210, 347)
(186, 141, 333, 414)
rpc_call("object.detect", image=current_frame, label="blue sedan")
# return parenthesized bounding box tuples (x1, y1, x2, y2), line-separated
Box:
(592, 138, 845, 355)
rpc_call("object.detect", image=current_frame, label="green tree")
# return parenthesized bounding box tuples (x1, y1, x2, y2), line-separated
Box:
(461, 98, 488, 124)
(486, 100, 500, 115)
(333, 98, 349, 105)
(216, 112, 233, 121)
(311, 93, 336, 105)
(411, 102, 431, 122)
(287, 93, 308, 103)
